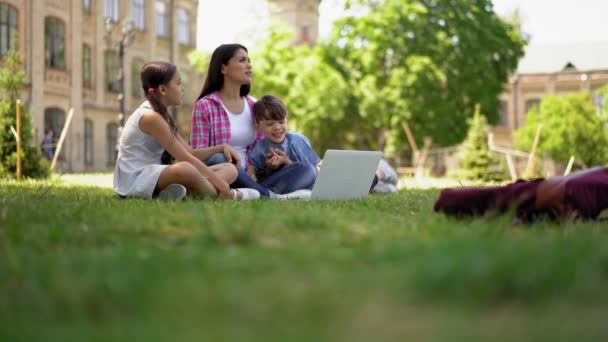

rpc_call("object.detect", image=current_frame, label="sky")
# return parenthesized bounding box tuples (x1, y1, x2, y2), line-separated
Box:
(197, 0, 608, 51)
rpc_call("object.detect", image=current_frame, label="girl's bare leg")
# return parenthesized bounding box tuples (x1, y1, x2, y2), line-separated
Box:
(156, 161, 217, 198)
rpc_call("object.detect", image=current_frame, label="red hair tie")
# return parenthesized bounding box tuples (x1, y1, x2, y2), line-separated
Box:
(148, 87, 155, 93)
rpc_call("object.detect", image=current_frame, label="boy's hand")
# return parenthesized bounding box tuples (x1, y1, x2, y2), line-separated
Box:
(266, 148, 291, 170)
(246, 165, 257, 181)
(273, 148, 292, 166)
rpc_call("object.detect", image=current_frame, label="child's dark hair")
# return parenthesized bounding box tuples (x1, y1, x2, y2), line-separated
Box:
(140, 61, 178, 135)
(252, 95, 288, 122)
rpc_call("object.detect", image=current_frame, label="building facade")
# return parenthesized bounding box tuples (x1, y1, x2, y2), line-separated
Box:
(268, 0, 321, 45)
(492, 43, 608, 146)
(2, 0, 199, 172)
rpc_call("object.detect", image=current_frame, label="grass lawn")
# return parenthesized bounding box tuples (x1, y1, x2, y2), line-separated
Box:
(1, 174, 608, 341)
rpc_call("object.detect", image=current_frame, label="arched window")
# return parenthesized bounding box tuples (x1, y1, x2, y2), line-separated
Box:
(104, 50, 119, 92)
(177, 8, 189, 44)
(106, 122, 118, 165)
(44, 107, 65, 160)
(155, 0, 168, 37)
(83, 44, 92, 88)
(45, 17, 65, 69)
(104, 0, 119, 22)
(84, 119, 94, 165)
(0, 3, 18, 57)
(132, 0, 145, 30)
(131, 57, 145, 97)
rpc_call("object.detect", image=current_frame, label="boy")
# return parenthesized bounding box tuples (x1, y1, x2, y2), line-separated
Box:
(248, 95, 320, 197)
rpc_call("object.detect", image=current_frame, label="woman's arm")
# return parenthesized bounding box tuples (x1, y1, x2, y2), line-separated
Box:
(190, 100, 210, 149)
(176, 134, 240, 167)
(140, 112, 232, 197)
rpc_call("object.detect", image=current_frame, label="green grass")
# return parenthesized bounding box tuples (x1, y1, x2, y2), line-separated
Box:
(1, 174, 608, 341)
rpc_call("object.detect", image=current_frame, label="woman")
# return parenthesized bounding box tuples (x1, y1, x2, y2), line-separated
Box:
(190, 44, 313, 199)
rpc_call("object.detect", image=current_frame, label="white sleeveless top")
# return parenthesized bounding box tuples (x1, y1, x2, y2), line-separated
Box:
(113, 101, 169, 197)
(221, 98, 257, 169)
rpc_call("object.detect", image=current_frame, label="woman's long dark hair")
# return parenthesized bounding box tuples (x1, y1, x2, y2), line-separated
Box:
(141, 61, 178, 164)
(141, 61, 178, 135)
(197, 44, 250, 100)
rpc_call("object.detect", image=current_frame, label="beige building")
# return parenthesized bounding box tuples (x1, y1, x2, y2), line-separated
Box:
(492, 42, 608, 146)
(2, 0, 199, 172)
(268, 0, 321, 45)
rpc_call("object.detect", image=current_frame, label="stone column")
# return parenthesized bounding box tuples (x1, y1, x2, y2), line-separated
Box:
(28, 0, 45, 144)
(70, 0, 84, 171)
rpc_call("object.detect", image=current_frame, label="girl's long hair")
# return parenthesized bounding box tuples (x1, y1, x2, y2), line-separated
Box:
(197, 44, 250, 100)
(140, 61, 178, 164)
(141, 61, 178, 135)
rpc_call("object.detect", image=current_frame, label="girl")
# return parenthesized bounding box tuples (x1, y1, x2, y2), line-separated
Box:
(190, 44, 313, 199)
(114, 61, 258, 200)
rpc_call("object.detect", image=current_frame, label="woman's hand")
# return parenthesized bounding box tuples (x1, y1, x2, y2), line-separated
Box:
(221, 144, 240, 168)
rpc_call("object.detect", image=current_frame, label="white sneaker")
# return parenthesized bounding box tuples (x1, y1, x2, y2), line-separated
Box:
(233, 188, 261, 200)
(158, 184, 187, 201)
(276, 189, 312, 200)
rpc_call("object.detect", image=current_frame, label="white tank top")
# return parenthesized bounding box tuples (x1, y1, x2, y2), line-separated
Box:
(222, 98, 257, 169)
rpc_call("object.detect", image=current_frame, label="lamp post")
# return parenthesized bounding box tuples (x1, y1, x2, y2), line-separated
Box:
(104, 17, 135, 156)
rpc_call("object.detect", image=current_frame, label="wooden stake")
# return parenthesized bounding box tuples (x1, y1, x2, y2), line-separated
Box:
(564, 156, 575, 176)
(505, 153, 517, 181)
(524, 124, 543, 176)
(16, 100, 22, 181)
(50, 108, 74, 171)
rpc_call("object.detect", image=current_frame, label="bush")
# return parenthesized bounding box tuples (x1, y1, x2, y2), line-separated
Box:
(0, 50, 50, 179)
(453, 105, 506, 181)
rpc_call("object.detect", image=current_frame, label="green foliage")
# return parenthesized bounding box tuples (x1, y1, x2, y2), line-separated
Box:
(2, 178, 608, 340)
(188, 2, 526, 158)
(325, 0, 527, 153)
(455, 105, 505, 180)
(0, 50, 50, 179)
(514, 93, 608, 168)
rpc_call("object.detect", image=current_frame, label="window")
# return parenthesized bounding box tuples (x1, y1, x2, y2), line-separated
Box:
(525, 98, 541, 114)
(106, 122, 118, 165)
(84, 119, 94, 165)
(83, 44, 92, 88)
(0, 3, 18, 58)
(104, 50, 120, 93)
(45, 17, 65, 69)
(83, 0, 91, 13)
(44, 107, 65, 161)
(177, 8, 189, 44)
(131, 57, 144, 97)
(132, 0, 145, 30)
(498, 101, 509, 126)
(104, 0, 119, 22)
(155, 1, 168, 37)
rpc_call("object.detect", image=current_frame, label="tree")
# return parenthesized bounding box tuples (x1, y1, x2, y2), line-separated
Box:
(322, 0, 526, 154)
(0, 50, 50, 179)
(513, 93, 608, 168)
(455, 105, 504, 180)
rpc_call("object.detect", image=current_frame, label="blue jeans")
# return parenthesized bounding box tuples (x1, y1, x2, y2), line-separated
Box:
(205, 153, 317, 197)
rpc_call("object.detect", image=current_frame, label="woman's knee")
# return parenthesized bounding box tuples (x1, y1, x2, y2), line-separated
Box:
(172, 162, 202, 185)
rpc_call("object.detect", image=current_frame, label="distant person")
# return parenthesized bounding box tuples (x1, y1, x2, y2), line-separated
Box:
(114, 61, 249, 201)
(190, 44, 311, 199)
(247, 95, 319, 199)
(41, 129, 55, 161)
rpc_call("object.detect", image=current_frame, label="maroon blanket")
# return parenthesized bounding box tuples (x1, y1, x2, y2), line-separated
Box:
(434, 167, 608, 222)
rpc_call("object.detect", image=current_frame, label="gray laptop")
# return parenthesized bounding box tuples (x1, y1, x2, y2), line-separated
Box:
(311, 149, 382, 200)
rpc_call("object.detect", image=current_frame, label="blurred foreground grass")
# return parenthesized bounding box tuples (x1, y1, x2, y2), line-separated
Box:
(1, 174, 608, 341)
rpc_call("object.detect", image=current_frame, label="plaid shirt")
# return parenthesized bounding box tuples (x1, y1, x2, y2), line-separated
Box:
(190, 92, 264, 166)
